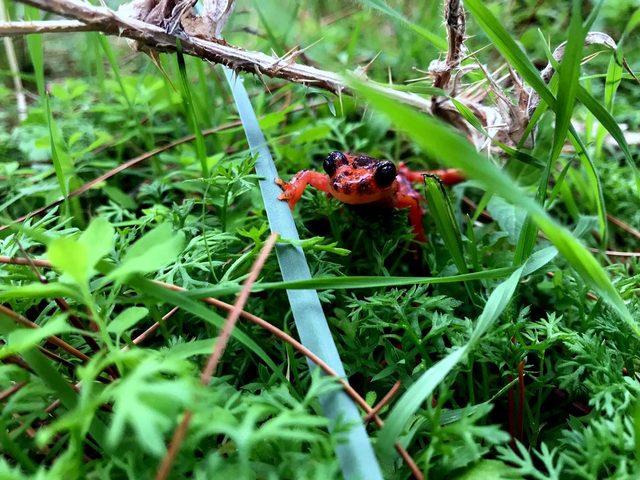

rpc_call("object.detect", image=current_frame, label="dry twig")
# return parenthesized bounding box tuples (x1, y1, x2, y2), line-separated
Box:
(155, 233, 278, 480)
(11, 0, 433, 113)
(0, 1, 27, 121)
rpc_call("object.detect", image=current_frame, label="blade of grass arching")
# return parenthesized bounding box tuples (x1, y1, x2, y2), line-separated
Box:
(577, 85, 640, 194)
(123, 276, 286, 382)
(377, 247, 556, 460)
(223, 68, 383, 480)
(354, 0, 447, 50)
(514, 0, 586, 263)
(186, 266, 517, 298)
(176, 41, 209, 178)
(352, 78, 640, 339)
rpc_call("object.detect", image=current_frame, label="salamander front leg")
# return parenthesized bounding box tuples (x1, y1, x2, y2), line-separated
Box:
(275, 170, 331, 209)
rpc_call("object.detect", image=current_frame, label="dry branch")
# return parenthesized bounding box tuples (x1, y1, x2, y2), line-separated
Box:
(0, 19, 96, 35)
(12, 0, 433, 112)
(0, 1, 27, 120)
(431, 0, 466, 91)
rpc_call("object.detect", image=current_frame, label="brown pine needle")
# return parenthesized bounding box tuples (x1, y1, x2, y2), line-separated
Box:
(155, 233, 279, 480)
(364, 380, 402, 423)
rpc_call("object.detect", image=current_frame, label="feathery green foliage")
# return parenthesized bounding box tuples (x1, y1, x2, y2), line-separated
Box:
(1, 0, 639, 478)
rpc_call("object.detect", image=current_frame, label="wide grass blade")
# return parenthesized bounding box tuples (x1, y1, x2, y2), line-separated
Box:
(377, 247, 557, 460)
(515, 0, 586, 262)
(176, 41, 209, 178)
(223, 69, 383, 480)
(125, 276, 286, 382)
(352, 78, 640, 339)
(423, 175, 468, 275)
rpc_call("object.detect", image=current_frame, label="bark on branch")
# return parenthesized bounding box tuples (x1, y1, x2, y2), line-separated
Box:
(0, 19, 96, 35)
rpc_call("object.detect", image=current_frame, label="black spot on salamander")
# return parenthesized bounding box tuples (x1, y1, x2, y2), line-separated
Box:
(357, 178, 372, 193)
(340, 183, 353, 194)
(333, 171, 350, 182)
(354, 155, 375, 168)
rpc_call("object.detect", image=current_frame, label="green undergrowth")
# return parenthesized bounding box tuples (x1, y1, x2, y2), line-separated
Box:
(1, 0, 639, 479)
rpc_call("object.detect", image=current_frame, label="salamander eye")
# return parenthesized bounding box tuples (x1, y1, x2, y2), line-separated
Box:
(323, 151, 346, 176)
(374, 161, 397, 187)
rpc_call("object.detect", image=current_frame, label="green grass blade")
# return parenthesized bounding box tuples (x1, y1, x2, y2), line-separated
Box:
(223, 69, 383, 480)
(354, 0, 447, 50)
(423, 175, 468, 275)
(515, 0, 586, 262)
(186, 266, 516, 298)
(352, 78, 639, 339)
(125, 276, 286, 382)
(97, 34, 132, 109)
(568, 125, 608, 245)
(176, 40, 209, 177)
(595, 53, 623, 159)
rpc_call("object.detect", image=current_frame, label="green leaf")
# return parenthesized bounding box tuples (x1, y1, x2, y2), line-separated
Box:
(80, 217, 115, 269)
(457, 460, 515, 479)
(351, 77, 639, 339)
(0, 282, 81, 301)
(108, 223, 185, 281)
(105, 352, 192, 455)
(107, 307, 149, 335)
(487, 196, 526, 245)
(47, 237, 90, 286)
(46, 218, 114, 287)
